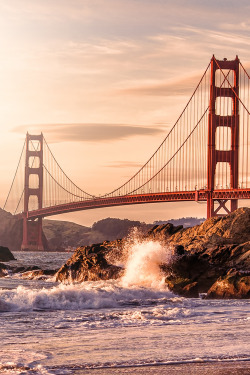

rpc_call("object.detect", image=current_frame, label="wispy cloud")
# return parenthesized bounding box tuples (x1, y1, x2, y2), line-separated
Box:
(13, 123, 165, 142)
(118, 73, 202, 96)
(105, 161, 143, 168)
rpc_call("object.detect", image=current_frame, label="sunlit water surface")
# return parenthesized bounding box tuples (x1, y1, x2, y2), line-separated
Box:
(0, 244, 249, 375)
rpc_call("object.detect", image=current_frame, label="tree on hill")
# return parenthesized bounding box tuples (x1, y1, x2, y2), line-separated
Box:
(92, 217, 149, 240)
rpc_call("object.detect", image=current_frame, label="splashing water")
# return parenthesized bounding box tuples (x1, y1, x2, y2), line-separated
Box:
(121, 236, 173, 289)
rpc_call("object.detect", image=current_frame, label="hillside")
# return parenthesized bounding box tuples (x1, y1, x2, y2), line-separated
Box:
(0, 209, 23, 251)
(0, 208, 204, 251)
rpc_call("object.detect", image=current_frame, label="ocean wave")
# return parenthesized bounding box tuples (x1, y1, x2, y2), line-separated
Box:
(0, 350, 54, 375)
(0, 280, 175, 313)
(2, 355, 250, 375)
(61, 355, 250, 370)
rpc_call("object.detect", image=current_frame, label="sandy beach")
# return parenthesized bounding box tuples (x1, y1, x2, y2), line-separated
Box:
(77, 361, 250, 375)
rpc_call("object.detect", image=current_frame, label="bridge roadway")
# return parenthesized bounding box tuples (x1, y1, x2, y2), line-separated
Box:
(15, 188, 250, 220)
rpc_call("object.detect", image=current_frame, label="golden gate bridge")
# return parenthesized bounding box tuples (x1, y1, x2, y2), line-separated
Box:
(3, 56, 250, 250)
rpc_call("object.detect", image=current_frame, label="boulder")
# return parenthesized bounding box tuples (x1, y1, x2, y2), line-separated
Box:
(21, 269, 56, 280)
(169, 207, 250, 251)
(0, 246, 15, 261)
(0, 263, 8, 277)
(148, 223, 183, 238)
(206, 269, 250, 299)
(159, 208, 250, 298)
(0, 262, 57, 280)
(163, 251, 223, 297)
(56, 242, 123, 283)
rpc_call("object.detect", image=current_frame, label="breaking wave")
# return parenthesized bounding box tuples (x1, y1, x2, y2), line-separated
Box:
(0, 280, 176, 312)
(121, 233, 173, 288)
(0, 234, 176, 312)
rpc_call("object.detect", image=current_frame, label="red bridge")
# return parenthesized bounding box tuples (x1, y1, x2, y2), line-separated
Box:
(4, 56, 250, 250)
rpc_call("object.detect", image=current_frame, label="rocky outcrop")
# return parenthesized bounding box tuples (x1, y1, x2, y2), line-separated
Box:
(206, 269, 250, 299)
(0, 263, 9, 277)
(0, 246, 15, 261)
(147, 222, 183, 238)
(168, 207, 250, 250)
(21, 269, 56, 280)
(158, 207, 250, 298)
(56, 241, 123, 283)
(0, 262, 57, 280)
(55, 207, 250, 298)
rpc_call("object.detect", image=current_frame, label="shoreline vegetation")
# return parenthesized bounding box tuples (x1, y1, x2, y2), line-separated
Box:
(1, 207, 250, 299)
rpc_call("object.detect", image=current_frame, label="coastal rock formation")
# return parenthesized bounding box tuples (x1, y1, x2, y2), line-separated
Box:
(56, 241, 123, 283)
(206, 269, 250, 299)
(160, 207, 250, 298)
(0, 262, 57, 280)
(21, 269, 56, 280)
(0, 263, 8, 277)
(56, 207, 250, 298)
(0, 246, 15, 262)
(168, 207, 250, 250)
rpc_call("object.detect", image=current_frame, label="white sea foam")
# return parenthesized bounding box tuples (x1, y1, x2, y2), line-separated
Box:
(0, 235, 177, 312)
(0, 350, 54, 375)
(0, 279, 175, 312)
(1, 250, 250, 375)
(121, 233, 173, 289)
(0, 233, 177, 312)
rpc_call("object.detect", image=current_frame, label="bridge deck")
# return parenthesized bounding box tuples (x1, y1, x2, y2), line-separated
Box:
(15, 189, 250, 219)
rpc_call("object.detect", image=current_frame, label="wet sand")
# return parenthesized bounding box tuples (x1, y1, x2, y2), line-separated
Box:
(76, 361, 250, 375)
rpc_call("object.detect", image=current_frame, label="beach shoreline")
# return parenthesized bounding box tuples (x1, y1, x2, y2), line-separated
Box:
(76, 361, 250, 375)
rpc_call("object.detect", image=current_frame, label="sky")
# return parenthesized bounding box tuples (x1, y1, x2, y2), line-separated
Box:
(1, 0, 250, 226)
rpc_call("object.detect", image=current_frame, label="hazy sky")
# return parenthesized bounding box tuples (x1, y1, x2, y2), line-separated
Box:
(1, 0, 250, 225)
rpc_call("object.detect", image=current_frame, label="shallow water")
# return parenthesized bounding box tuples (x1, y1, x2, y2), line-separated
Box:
(0, 249, 249, 374)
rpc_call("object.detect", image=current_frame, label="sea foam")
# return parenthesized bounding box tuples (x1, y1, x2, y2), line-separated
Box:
(121, 235, 173, 289)
(0, 234, 175, 312)
(0, 280, 175, 312)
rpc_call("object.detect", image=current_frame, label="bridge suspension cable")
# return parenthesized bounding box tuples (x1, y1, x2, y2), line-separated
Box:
(211, 58, 250, 190)
(3, 140, 26, 214)
(43, 138, 95, 208)
(3, 57, 250, 217)
(103, 62, 212, 197)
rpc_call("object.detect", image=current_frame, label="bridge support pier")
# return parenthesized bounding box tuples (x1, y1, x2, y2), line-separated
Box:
(22, 217, 44, 251)
(207, 56, 239, 218)
(21, 133, 45, 251)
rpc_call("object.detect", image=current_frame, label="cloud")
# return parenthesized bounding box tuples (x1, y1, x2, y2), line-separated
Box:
(118, 73, 202, 96)
(105, 161, 143, 168)
(13, 123, 165, 142)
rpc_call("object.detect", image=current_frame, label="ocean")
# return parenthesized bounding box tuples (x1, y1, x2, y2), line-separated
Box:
(0, 240, 250, 375)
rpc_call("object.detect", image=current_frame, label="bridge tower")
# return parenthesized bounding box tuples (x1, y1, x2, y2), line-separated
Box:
(21, 133, 44, 251)
(207, 56, 239, 218)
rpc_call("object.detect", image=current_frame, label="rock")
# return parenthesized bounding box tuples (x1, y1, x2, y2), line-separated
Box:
(56, 242, 123, 283)
(169, 207, 250, 251)
(163, 252, 223, 297)
(160, 208, 250, 298)
(165, 276, 200, 298)
(148, 223, 183, 239)
(9, 265, 40, 274)
(0, 263, 8, 277)
(21, 269, 56, 280)
(206, 269, 250, 299)
(0, 261, 56, 280)
(0, 246, 15, 261)
(181, 282, 200, 298)
(174, 245, 185, 256)
(55, 207, 250, 299)
(0, 298, 10, 312)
